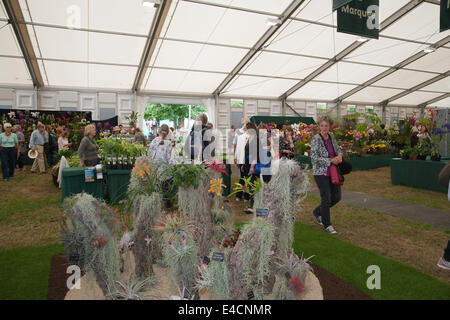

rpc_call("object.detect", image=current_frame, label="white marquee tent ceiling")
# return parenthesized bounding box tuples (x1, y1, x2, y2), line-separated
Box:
(0, 0, 449, 108)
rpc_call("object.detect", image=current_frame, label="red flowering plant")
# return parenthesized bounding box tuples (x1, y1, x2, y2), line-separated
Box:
(221, 230, 240, 248)
(205, 159, 229, 176)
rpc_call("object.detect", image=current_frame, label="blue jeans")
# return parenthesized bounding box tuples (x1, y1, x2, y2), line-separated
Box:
(0, 147, 16, 179)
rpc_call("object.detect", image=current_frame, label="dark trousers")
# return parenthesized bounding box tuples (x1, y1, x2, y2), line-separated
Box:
(444, 240, 450, 261)
(313, 175, 341, 228)
(0, 147, 16, 179)
(16, 153, 25, 169)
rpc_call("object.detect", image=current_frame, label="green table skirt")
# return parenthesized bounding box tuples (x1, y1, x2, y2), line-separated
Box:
(390, 159, 448, 193)
(295, 154, 395, 171)
(61, 167, 105, 202)
(106, 170, 132, 204)
(221, 164, 232, 197)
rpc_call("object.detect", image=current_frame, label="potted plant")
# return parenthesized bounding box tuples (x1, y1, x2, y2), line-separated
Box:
(415, 140, 430, 161)
(409, 146, 418, 160)
(399, 147, 410, 160)
(430, 135, 441, 162)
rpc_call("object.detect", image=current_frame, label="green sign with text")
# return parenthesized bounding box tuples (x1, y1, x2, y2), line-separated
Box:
(441, 0, 450, 32)
(337, 0, 379, 39)
(333, 0, 353, 11)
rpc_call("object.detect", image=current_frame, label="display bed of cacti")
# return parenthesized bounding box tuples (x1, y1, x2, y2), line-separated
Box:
(61, 158, 322, 300)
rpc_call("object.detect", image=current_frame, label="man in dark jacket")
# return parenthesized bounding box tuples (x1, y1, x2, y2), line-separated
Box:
(185, 113, 213, 162)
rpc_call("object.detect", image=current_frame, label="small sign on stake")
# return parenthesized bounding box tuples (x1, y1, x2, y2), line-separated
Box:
(212, 252, 224, 262)
(247, 290, 255, 300)
(256, 208, 269, 217)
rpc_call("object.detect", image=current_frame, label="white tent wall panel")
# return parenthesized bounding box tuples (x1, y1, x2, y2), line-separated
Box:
(0, 89, 15, 108)
(58, 91, 79, 110)
(257, 100, 270, 116)
(270, 101, 282, 116)
(294, 101, 306, 116)
(15, 90, 36, 110)
(80, 93, 97, 118)
(305, 103, 317, 119)
(98, 93, 117, 122)
(38, 91, 58, 110)
(244, 100, 257, 118)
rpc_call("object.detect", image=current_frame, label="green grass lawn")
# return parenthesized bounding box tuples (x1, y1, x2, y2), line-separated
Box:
(292, 222, 450, 300)
(0, 244, 64, 300)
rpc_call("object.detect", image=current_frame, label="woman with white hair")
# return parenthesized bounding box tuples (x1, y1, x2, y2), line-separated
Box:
(78, 124, 100, 166)
(0, 123, 19, 181)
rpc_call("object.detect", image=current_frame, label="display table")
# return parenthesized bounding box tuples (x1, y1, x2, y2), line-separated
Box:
(106, 169, 132, 204)
(390, 159, 448, 193)
(61, 167, 105, 202)
(295, 154, 395, 171)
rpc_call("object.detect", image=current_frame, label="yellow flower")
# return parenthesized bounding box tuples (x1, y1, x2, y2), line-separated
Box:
(208, 178, 226, 197)
(132, 159, 150, 178)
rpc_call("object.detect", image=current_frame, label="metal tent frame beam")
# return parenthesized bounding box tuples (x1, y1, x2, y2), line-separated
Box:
(212, 0, 307, 96)
(279, 0, 426, 100)
(381, 71, 450, 105)
(336, 35, 450, 104)
(2, 0, 43, 88)
(419, 92, 450, 108)
(132, 0, 172, 92)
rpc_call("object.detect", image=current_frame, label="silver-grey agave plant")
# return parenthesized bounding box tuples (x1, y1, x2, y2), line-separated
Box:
(107, 276, 156, 300)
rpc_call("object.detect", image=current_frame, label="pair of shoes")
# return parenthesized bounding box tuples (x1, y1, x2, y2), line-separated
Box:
(3, 178, 8, 182)
(324, 226, 337, 234)
(437, 257, 450, 270)
(313, 213, 323, 226)
(235, 198, 241, 202)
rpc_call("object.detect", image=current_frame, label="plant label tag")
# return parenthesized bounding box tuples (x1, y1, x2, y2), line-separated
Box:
(69, 253, 80, 261)
(256, 208, 269, 217)
(212, 252, 224, 262)
(247, 290, 255, 300)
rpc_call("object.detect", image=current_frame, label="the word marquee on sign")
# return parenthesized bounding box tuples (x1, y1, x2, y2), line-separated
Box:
(337, 0, 379, 39)
(333, 0, 353, 11)
(441, 0, 450, 32)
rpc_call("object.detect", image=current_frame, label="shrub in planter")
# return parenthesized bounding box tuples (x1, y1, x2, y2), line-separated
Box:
(415, 140, 430, 161)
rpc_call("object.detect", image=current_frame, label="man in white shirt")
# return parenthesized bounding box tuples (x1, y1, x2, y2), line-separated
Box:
(234, 119, 250, 201)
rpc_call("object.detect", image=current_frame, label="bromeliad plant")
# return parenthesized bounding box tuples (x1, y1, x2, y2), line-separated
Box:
(228, 175, 262, 198)
(107, 276, 156, 300)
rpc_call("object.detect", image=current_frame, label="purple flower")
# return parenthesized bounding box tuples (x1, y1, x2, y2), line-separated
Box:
(432, 128, 443, 135)
(97, 122, 102, 127)
(67, 111, 72, 116)
(105, 122, 110, 128)
(75, 115, 80, 120)
(442, 123, 450, 130)
(82, 113, 87, 118)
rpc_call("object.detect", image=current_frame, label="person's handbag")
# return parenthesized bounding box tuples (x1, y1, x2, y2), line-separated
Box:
(338, 158, 352, 175)
(438, 163, 450, 187)
(330, 164, 344, 186)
